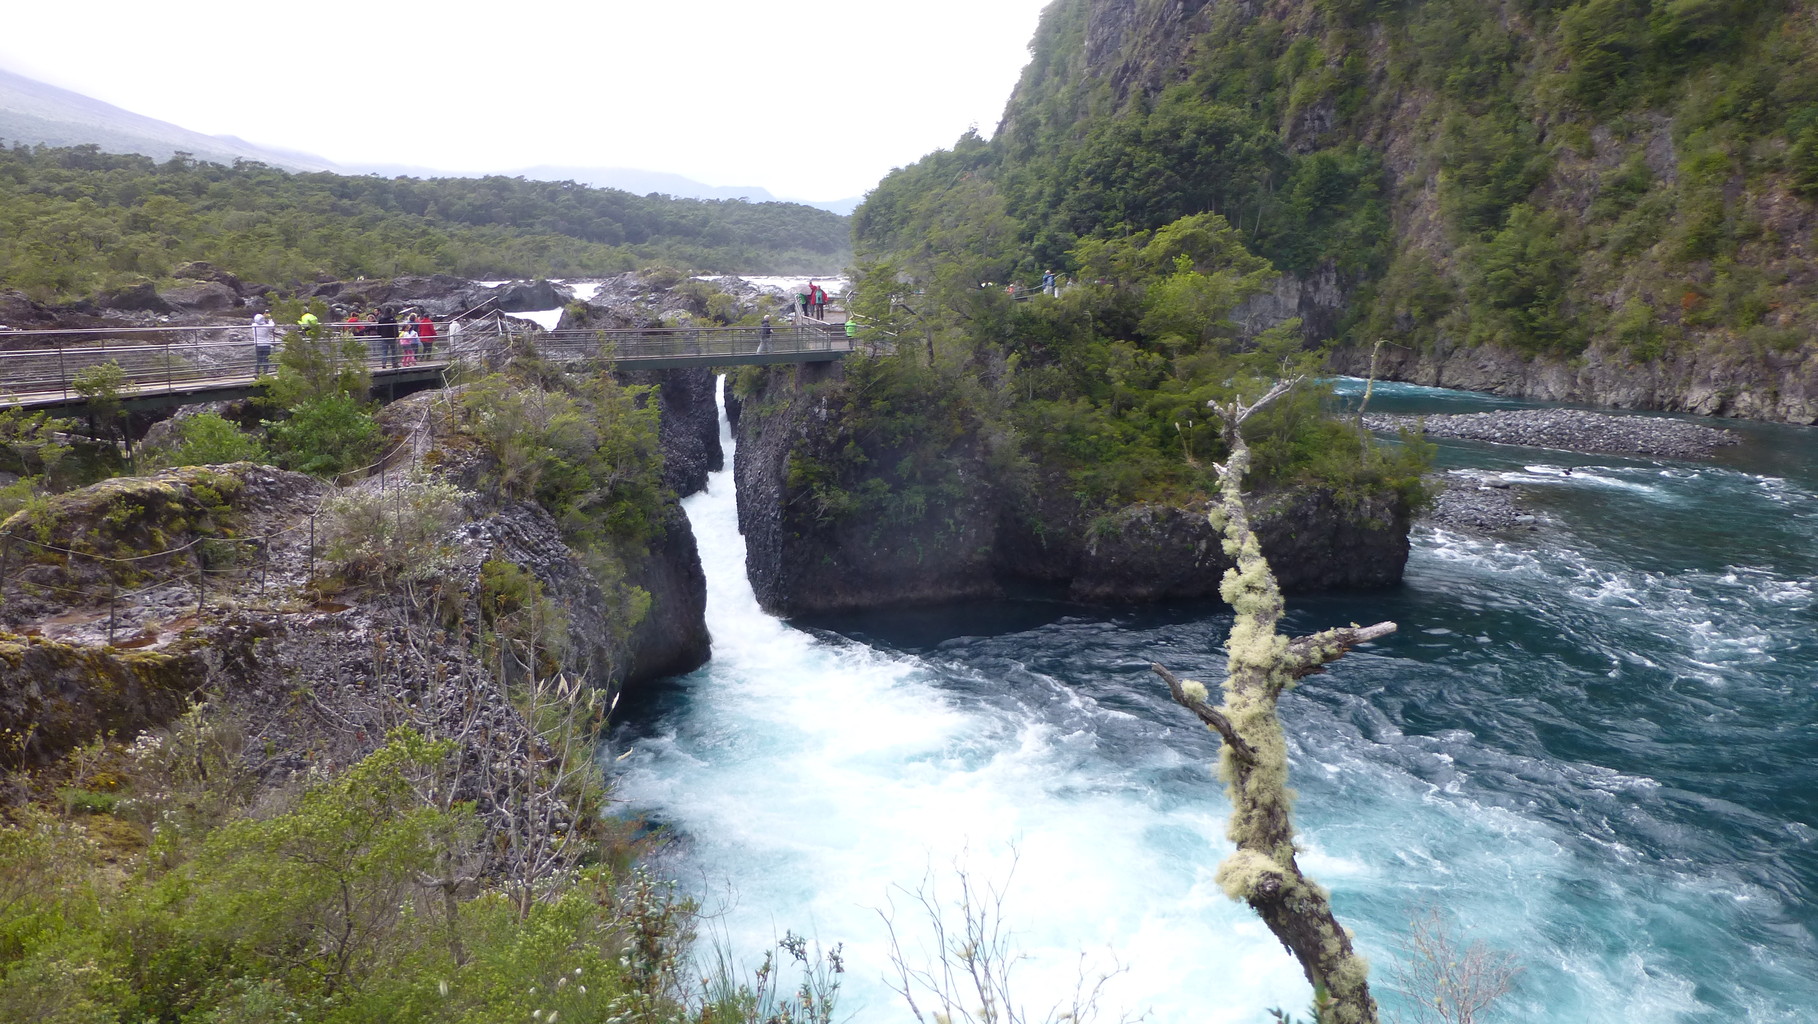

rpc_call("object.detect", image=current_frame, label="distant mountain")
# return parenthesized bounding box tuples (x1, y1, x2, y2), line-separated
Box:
(512, 164, 782, 203)
(0, 64, 862, 214)
(0, 65, 335, 171)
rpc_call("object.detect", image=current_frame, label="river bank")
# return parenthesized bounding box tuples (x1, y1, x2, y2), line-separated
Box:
(1363, 406, 1741, 459)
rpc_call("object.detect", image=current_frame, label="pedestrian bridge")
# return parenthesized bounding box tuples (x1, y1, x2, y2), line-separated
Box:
(0, 316, 855, 414)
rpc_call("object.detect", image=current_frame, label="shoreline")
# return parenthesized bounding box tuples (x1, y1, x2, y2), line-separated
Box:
(1362, 407, 1741, 460)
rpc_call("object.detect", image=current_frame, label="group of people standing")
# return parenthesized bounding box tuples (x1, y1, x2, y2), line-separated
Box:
(249, 307, 444, 375)
(344, 308, 438, 368)
(795, 281, 831, 320)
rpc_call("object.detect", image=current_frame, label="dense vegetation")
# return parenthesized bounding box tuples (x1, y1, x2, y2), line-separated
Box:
(858, 0, 1818, 366)
(0, 716, 844, 1023)
(774, 209, 1428, 543)
(0, 143, 851, 300)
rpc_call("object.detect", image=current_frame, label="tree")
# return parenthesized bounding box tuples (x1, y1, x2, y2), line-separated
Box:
(70, 360, 131, 458)
(1151, 379, 1395, 1024)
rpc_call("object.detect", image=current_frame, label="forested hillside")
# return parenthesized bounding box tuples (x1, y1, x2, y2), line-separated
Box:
(0, 144, 851, 299)
(856, 0, 1818, 422)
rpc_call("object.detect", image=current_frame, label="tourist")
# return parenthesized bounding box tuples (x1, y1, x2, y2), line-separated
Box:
(1043, 269, 1057, 297)
(375, 308, 400, 368)
(416, 312, 436, 359)
(250, 311, 274, 376)
(400, 322, 419, 367)
(758, 314, 772, 353)
(797, 284, 811, 320)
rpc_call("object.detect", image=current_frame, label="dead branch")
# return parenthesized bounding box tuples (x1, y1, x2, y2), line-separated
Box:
(1284, 621, 1399, 679)
(1151, 663, 1255, 763)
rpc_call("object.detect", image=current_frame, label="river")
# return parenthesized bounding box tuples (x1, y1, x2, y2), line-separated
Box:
(611, 378, 1818, 1022)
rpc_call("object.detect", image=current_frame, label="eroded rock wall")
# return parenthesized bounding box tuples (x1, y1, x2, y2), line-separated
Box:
(732, 364, 1412, 616)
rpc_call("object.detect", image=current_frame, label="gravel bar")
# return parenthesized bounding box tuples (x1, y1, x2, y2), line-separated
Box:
(1362, 408, 1740, 459)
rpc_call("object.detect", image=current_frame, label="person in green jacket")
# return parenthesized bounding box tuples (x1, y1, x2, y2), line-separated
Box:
(844, 316, 859, 340)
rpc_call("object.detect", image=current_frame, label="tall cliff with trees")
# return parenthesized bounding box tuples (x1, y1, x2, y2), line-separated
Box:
(857, 0, 1818, 423)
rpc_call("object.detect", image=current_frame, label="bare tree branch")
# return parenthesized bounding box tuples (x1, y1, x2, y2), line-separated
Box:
(1283, 622, 1399, 679)
(1151, 663, 1255, 763)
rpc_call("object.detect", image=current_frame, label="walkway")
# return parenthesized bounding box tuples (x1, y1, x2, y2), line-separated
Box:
(0, 316, 855, 414)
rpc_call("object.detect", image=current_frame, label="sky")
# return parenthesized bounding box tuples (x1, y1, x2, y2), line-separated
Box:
(0, 0, 1057, 203)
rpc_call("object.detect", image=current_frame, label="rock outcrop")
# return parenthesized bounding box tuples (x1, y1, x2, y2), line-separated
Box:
(620, 367, 722, 498)
(733, 364, 1412, 616)
(734, 364, 1004, 614)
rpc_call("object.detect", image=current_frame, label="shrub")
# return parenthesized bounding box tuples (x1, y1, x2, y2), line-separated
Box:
(321, 473, 469, 584)
(264, 392, 382, 477)
(148, 412, 268, 469)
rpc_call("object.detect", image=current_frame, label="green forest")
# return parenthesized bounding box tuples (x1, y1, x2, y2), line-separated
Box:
(858, 0, 1818, 365)
(0, 143, 852, 300)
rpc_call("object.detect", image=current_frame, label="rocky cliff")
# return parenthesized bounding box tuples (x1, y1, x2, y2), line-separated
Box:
(0, 365, 711, 768)
(1330, 340, 1818, 424)
(733, 364, 1410, 616)
(947, 0, 1818, 424)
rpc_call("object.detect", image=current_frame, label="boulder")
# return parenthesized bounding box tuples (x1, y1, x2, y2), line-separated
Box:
(172, 261, 245, 293)
(158, 281, 243, 312)
(98, 281, 173, 313)
(495, 279, 574, 312)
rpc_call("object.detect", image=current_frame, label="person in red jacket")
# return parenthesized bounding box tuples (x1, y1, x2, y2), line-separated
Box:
(416, 313, 436, 359)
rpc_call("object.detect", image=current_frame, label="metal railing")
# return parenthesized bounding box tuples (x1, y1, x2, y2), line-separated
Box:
(0, 315, 854, 411)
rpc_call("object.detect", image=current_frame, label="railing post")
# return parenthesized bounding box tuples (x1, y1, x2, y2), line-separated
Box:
(58, 345, 67, 400)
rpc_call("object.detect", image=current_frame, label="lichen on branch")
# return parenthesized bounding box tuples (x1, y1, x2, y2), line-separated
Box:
(1154, 378, 1394, 1024)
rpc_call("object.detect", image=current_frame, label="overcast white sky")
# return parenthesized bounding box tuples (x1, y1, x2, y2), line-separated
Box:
(0, 0, 1056, 202)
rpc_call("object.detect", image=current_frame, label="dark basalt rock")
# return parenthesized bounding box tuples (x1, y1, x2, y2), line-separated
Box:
(618, 367, 722, 498)
(495, 279, 573, 312)
(734, 364, 1003, 615)
(1067, 490, 1410, 602)
(159, 281, 242, 312)
(1334, 342, 1818, 426)
(621, 502, 711, 683)
(1423, 472, 1542, 534)
(98, 281, 173, 313)
(172, 261, 245, 293)
(0, 289, 56, 331)
(733, 364, 1414, 616)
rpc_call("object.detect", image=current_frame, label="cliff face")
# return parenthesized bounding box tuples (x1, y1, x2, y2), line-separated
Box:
(734, 363, 1003, 615)
(619, 367, 722, 498)
(1330, 339, 1818, 424)
(733, 365, 1411, 616)
(949, 0, 1818, 423)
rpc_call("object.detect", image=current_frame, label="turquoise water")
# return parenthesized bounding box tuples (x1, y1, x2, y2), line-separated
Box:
(613, 380, 1818, 1022)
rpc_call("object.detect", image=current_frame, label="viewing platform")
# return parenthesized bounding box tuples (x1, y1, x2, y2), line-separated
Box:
(0, 316, 856, 415)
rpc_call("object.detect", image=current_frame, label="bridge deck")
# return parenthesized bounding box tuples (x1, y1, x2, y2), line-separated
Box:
(0, 321, 854, 413)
